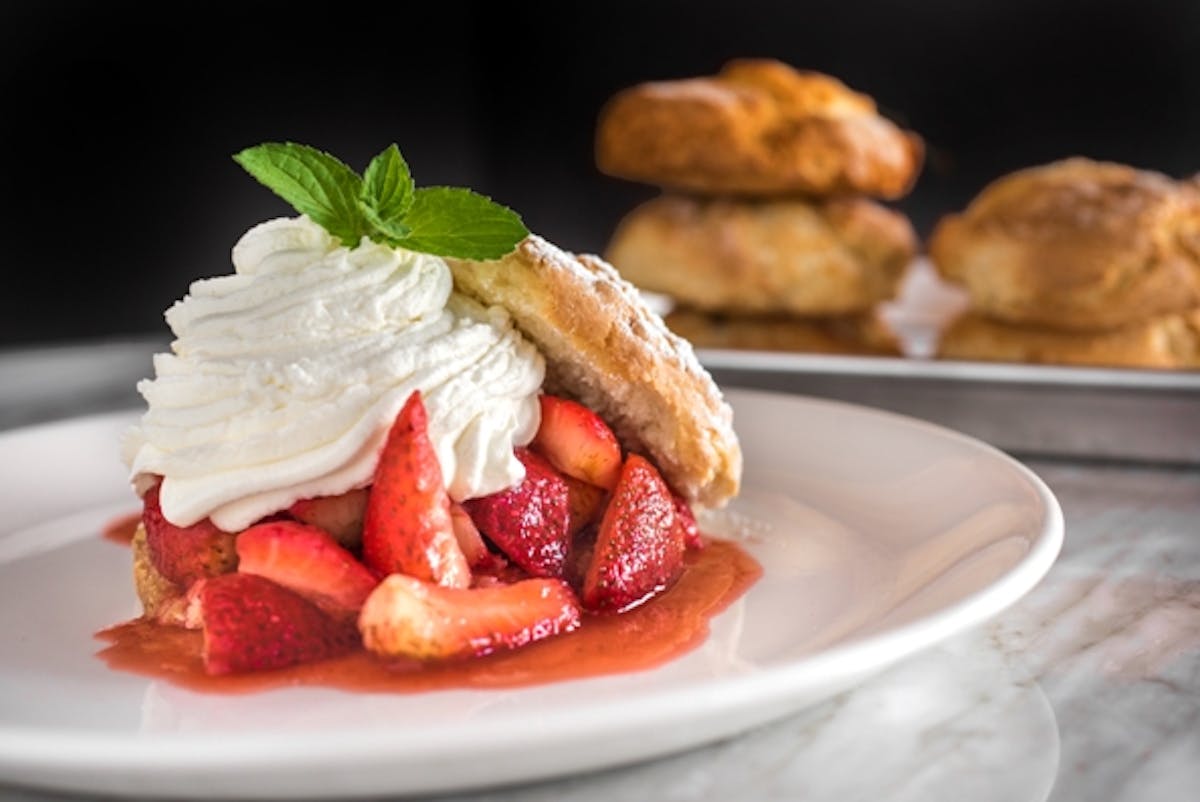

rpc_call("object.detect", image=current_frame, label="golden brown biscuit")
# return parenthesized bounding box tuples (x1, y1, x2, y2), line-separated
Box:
(447, 236, 742, 509)
(665, 309, 902, 356)
(595, 58, 924, 199)
(131, 523, 185, 621)
(929, 158, 1200, 331)
(937, 310, 1200, 369)
(605, 194, 917, 316)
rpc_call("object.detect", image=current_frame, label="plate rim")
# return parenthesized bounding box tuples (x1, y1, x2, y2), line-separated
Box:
(0, 389, 1064, 795)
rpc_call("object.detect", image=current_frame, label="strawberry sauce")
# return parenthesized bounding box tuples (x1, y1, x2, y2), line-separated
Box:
(95, 539, 761, 694)
(102, 512, 141, 545)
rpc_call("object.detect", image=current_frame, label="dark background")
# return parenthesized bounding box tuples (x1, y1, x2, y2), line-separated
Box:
(3, 0, 1199, 347)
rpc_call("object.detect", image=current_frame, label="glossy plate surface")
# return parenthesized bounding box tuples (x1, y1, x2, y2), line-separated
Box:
(0, 389, 1062, 799)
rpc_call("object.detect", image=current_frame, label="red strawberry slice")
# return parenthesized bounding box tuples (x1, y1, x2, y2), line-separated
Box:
(142, 481, 238, 588)
(564, 473, 607, 537)
(362, 391, 470, 588)
(531, 395, 622, 490)
(448, 502, 506, 570)
(564, 528, 597, 594)
(288, 488, 369, 549)
(462, 448, 572, 578)
(186, 573, 359, 675)
(672, 493, 704, 550)
(358, 573, 581, 660)
(236, 520, 379, 617)
(582, 453, 683, 612)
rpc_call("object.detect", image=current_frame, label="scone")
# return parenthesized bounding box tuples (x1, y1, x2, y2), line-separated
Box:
(929, 158, 1200, 331)
(448, 235, 741, 509)
(605, 194, 916, 316)
(938, 310, 1200, 369)
(664, 309, 902, 356)
(595, 58, 924, 199)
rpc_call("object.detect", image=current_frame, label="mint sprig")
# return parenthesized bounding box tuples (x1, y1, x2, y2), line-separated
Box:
(233, 142, 528, 260)
(362, 143, 413, 224)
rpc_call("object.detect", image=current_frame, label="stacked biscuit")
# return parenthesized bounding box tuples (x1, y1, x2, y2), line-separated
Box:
(930, 158, 1200, 370)
(596, 59, 923, 356)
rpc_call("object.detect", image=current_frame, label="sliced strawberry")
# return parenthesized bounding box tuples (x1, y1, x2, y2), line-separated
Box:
(564, 526, 598, 594)
(361, 391, 470, 588)
(448, 502, 500, 569)
(358, 573, 581, 660)
(564, 473, 607, 537)
(582, 453, 683, 612)
(672, 493, 704, 550)
(531, 395, 622, 491)
(288, 488, 369, 549)
(462, 448, 571, 578)
(235, 520, 379, 617)
(142, 481, 238, 588)
(186, 573, 359, 675)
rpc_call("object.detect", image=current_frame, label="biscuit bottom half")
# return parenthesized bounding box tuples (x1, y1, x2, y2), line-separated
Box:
(595, 58, 924, 199)
(664, 308, 902, 357)
(936, 310, 1200, 370)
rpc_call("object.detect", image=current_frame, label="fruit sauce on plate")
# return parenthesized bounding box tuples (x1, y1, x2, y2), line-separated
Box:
(97, 513, 761, 694)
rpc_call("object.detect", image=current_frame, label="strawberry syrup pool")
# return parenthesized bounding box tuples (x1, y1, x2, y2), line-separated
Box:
(95, 517, 762, 694)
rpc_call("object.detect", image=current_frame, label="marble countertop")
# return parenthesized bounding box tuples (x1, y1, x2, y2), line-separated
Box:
(0, 339, 1197, 802)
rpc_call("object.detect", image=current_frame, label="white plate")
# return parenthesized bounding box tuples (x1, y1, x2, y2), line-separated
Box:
(0, 389, 1062, 799)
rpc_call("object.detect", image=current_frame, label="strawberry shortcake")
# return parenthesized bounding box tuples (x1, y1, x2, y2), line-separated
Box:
(115, 142, 742, 676)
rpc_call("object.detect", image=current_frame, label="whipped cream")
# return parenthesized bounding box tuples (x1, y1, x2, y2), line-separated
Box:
(123, 216, 545, 531)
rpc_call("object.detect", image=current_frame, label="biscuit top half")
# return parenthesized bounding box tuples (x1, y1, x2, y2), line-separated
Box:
(595, 59, 923, 199)
(447, 236, 742, 509)
(929, 158, 1200, 330)
(669, 59, 877, 119)
(939, 158, 1195, 248)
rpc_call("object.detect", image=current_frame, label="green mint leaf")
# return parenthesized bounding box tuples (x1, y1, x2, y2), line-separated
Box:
(361, 201, 411, 244)
(392, 187, 529, 260)
(361, 143, 414, 222)
(233, 142, 366, 245)
(235, 142, 528, 259)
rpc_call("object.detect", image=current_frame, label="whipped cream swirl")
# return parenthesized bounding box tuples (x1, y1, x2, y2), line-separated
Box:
(123, 216, 544, 531)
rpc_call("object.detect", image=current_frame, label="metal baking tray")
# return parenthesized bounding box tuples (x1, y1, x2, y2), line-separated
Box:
(700, 350, 1200, 466)
(678, 257, 1200, 466)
